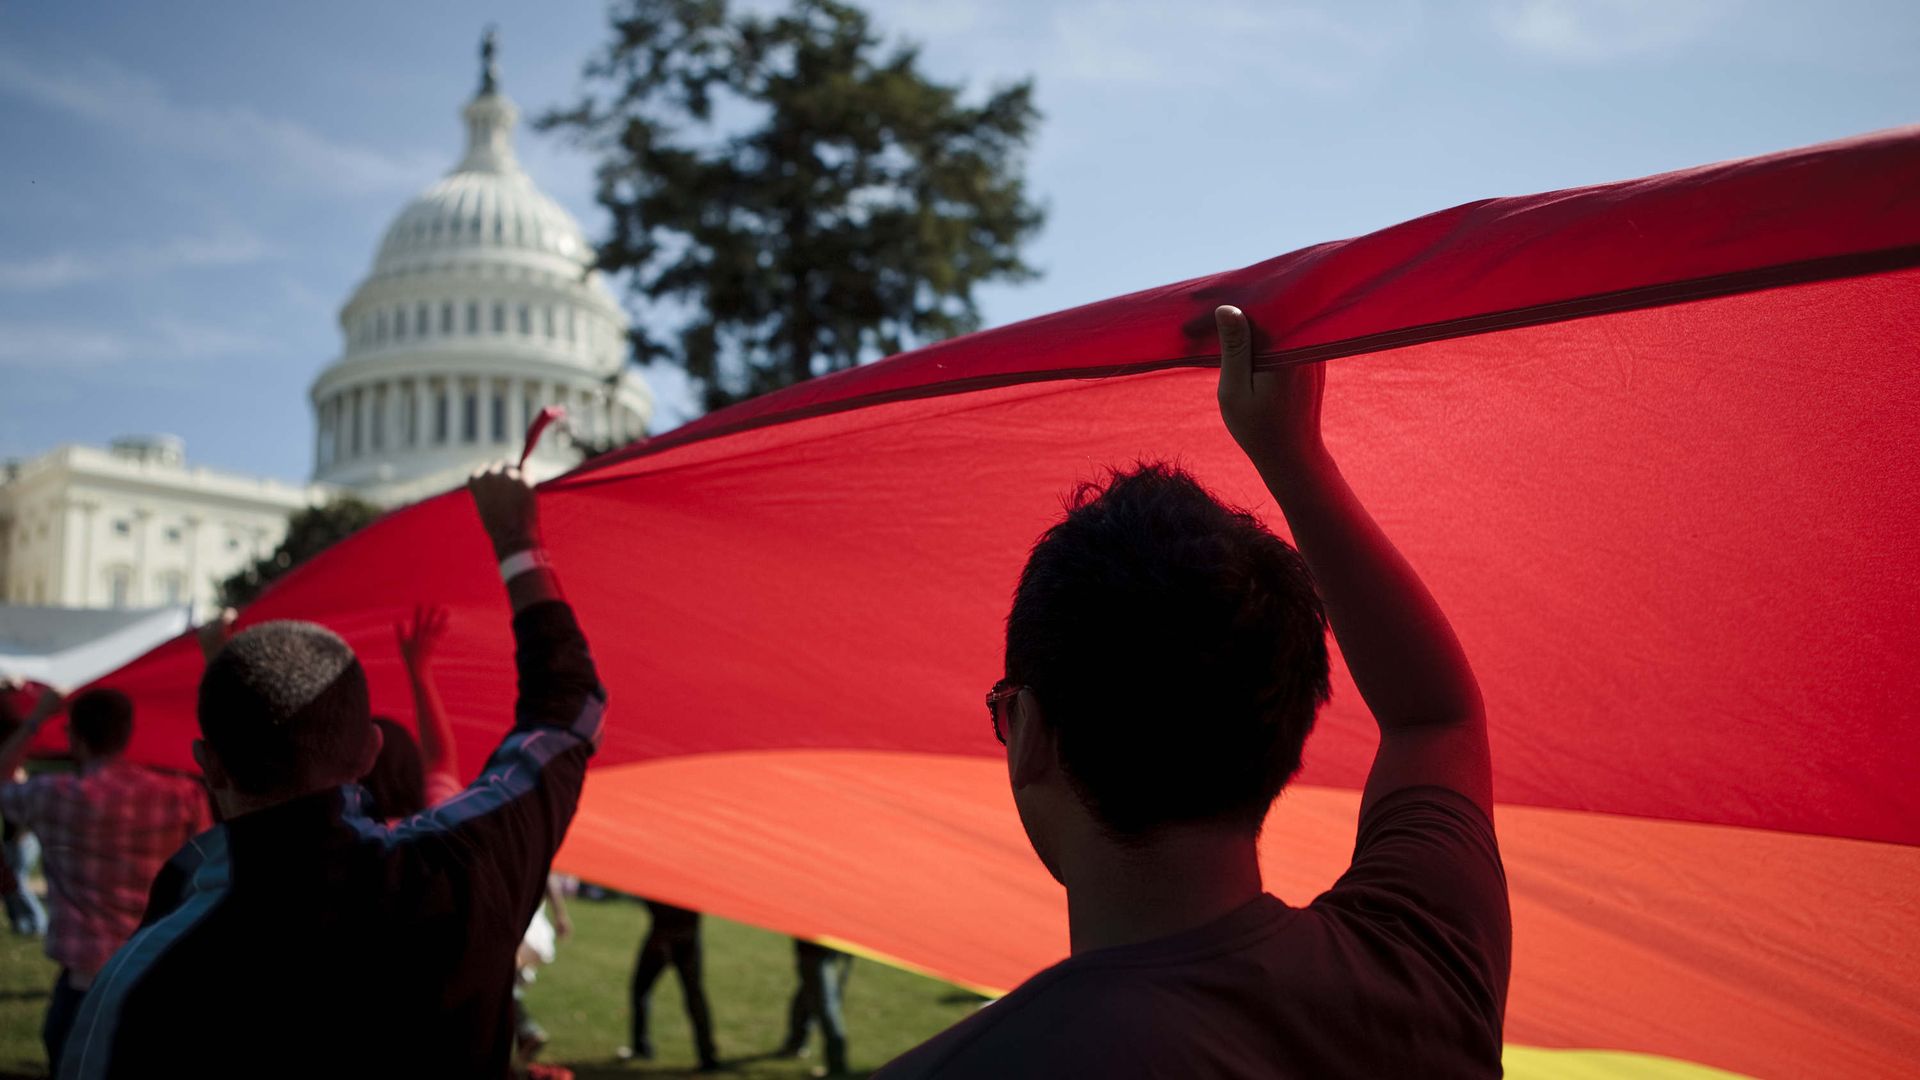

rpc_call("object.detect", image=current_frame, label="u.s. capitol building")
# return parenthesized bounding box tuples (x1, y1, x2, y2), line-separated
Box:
(309, 34, 651, 505)
(0, 35, 649, 615)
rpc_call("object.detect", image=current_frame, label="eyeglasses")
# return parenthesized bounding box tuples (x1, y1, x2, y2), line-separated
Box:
(985, 678, 1023, 745)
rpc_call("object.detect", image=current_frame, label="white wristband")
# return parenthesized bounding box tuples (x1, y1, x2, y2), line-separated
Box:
(498, 548, 552, 583)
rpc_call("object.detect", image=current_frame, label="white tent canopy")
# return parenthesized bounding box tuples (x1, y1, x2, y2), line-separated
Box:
(0, 605, 190, 690)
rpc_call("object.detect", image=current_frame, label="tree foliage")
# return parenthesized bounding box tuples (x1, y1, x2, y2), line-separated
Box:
(542, 0, 1044, 411)
(217, 497, 383, 610)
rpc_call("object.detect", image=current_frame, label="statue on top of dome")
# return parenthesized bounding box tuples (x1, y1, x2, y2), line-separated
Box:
(479, 26, 500, 96)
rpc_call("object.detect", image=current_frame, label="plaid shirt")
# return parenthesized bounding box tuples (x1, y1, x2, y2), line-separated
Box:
(0, 761, 209, 980)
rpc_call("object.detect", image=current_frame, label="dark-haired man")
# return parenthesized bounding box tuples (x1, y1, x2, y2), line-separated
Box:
(879, 306, 1508, 1078)
(0, 686, 209, 1074)
(59, 464, 607, 1079)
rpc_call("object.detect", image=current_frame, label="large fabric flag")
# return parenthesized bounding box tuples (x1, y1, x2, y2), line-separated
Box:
(75, 127, 1919, 1077)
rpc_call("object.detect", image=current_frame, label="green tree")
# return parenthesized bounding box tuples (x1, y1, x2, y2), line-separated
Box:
(542, 0, 1044, 411)
(217, 497, 383, 609)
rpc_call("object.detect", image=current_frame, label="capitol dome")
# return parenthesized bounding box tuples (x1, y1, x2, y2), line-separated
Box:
(310, 33, 651, 505)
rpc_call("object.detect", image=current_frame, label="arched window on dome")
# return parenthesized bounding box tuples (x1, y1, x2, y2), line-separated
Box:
(565, 307, 577, 344)
(543, 306, 556, 339)
(492, 303, 506, 334)
(376, 311, 388, 344)
(462, 385, 480, 444)
(318, 400, 336, 468)
(433, 382, 450, 445)
(493, 214, 504, 243)
(400, 384, 417, 447)
(370, 385, 387, 452)
(517, 305, 531, 336)
(466, 302, 480, 335)
(440, 302, 454, 335)
(393, 307, 407, 342)
(106, 565, 132, 609)
(416, 304, 430, 339)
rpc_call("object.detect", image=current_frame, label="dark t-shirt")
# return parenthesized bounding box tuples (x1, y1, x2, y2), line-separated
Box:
(877, 787, 1510, 1079)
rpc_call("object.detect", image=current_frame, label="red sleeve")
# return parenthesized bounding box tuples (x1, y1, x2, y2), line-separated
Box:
(1313, 786, 1512, 1028)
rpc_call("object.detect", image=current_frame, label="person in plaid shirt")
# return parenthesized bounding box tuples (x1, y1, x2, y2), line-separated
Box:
(0, 685, 210, 1074)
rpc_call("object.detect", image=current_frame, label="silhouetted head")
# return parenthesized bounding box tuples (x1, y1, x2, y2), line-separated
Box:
(360, 716, 426, 821)
(196, 621, 379, 803)
(68, 688, 135, 762)
(1000, 463, 1330, 867)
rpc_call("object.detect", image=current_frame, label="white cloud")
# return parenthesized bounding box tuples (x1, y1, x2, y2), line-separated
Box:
(148, 316, 272, 359)
(0, 234, 274, 291)
(1043, 0, 1424, 93)
(874, 0, 989, 40)
(1489, 0, 1743, 62)
(0, 50, 437, 195)
(0, 324, 134, 369)
(0, 317, 270, 371)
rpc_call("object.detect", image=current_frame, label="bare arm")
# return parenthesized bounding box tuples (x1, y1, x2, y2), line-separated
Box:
(0, 686, 61, 783)
(545, 874, 572, 940)
(196, 608, 237, 664)
(396, 605, 459, 783)
(1215, 306, 1490, 818)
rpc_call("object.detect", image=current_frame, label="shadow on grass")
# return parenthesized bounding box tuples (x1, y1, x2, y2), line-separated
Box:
(563, 1064, 873, 1080)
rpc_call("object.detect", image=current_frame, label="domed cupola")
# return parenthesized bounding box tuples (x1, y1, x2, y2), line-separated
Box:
(309, 29, 651, 505)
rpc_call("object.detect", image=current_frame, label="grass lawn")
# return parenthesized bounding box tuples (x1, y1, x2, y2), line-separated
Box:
(0, 890, 986, 1079)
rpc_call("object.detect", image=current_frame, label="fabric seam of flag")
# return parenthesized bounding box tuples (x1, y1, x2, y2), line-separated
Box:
(559, 242, 1920, 486)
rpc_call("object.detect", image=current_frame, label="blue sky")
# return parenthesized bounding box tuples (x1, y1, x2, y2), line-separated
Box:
(2, 0, 1915, 482)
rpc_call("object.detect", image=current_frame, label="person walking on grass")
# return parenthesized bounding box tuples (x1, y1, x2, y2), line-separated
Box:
(781, 937, 854, 1077)
(621, 898, 721, 1071)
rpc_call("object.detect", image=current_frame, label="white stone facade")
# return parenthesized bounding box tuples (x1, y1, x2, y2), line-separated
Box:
(0, 437, 322, 613)
(310, 54, 650, 506)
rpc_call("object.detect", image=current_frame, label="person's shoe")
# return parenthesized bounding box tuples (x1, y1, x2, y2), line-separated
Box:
(614, 1041, 654, 1061)
(697, 1058, 724, 1073)
(777, 1039, 808, 1059)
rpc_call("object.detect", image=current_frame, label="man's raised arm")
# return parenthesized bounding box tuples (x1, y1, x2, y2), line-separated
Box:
(1214, 306, 1491, 819)
(372, 465, 609, 937)
(0, 684, 61, 783)
(467, 463, 604, 744)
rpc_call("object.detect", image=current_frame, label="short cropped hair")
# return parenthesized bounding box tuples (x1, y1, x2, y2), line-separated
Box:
(1006, 463, 1330, 836)
(68, 688, 135, 758)
(198, 621, 372, 796)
